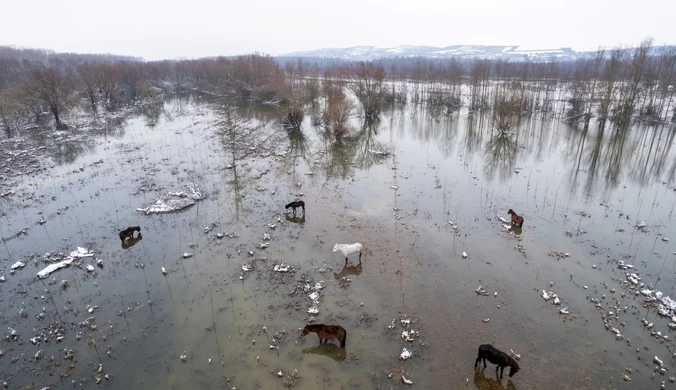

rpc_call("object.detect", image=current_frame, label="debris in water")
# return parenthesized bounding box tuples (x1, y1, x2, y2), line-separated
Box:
(137, 183, 206, 215)
(96, 259, 103, 267)
(510, 349, 521, 360)
(483, 318, 490, 323)
(11, 261, 25, 270)
(267, 224, 276, 229)
(273, 263, 291, 272)
(636, 221, 647, 229)
(162, 267, 167, 275)
(663, 238, 670, 242)
(242, 264, 254, 272)
(623, 375, 632, 382)
(37, 247, 94, 279)
(401, 330, 419, 342)
(307, 306, 319, 314)
(258, 243, 268, 249)
(277, 371, 284, 377)
(390, 185, 399, 190)
(180, 353, 188, 362)
(497, 215, 509, 223)
(402, 375, 413, 385)
(369, 148, 390, 156)
(475, 286, 489, 296)
(399, 347, 412, 361)
(216, 233, 225, 239)
(462, 252, 468, 259)
(559, 307, 570, 315)
(182, 252, 193, 259)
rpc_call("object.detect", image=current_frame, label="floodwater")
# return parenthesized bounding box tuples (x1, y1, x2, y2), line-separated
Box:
(1, 96, 676, 389)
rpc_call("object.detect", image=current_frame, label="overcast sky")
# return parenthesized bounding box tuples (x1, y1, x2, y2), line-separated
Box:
(1, 0, 673, 60)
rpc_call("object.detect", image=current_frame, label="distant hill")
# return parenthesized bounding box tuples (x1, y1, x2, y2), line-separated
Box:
(280, 45, 675, 62)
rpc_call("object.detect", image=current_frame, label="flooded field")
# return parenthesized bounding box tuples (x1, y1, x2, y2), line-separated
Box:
(2, 96, 676, 389)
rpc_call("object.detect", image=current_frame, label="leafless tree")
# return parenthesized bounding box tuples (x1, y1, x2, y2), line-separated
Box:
(341, 61, 385, 119)
(25, 67, 72, 130)
(614, 38, 653, 127)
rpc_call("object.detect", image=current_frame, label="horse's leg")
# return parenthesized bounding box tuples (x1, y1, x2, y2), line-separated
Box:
(483, 358, 487, 368)
(499, 365, 504, 379)
(475, 356, 481, 369)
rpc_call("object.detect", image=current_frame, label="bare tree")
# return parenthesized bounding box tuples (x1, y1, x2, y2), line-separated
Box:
(614, 38, 653, 127)
(25, 67, 72, 130)
(342, 61, 385, 120)
(78, 63, 98, 111)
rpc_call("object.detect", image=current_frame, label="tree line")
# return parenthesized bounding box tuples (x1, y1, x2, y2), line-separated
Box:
(0, 38, 674, 139)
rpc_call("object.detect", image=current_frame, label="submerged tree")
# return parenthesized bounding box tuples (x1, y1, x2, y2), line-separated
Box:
(25, 67, 72, 130)
(342, 61, 385, 120)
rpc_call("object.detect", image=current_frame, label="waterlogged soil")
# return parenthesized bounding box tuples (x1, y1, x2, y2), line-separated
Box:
(2, 97, 676, 389)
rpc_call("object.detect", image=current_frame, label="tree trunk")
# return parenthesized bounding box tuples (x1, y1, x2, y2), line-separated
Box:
(52, 106, 68, 130)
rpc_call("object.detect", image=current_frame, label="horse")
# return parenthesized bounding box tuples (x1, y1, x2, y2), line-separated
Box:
(507, 209, 524, 228)
(300, 324, 347, 348)
(475, 344, 520, 379)
(119, 226, 141, 241)
(285, 200, 305, 216)
(332, 243, 363, 264)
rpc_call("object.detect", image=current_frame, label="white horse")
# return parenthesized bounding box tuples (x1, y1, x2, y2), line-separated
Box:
(333, 243, 363, 264)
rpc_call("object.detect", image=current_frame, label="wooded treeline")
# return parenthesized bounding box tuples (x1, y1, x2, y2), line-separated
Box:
(0, 38, 674, 139)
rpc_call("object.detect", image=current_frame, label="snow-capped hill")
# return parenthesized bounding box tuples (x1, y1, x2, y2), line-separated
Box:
(280, 45, 581, 61)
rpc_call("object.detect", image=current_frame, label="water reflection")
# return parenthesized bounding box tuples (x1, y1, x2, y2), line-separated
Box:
(283, 128, 313, 170)
(474, 368, 518, 390)
(333, 262, 362, 280)
(121, 233, 143, 249)
(484, 132, 517, 183)
(301, 343, 346, 362)
(285, 214, 306, 224)
(48, 138, 96, 165)
(352, 119, 390, 170)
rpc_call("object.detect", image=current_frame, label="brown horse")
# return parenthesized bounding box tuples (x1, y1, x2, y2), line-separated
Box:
(119, 226, 141, 241)
(507, 209, 524, 228)
(475, 344, 520, 378)
(300, 324, 347, 348)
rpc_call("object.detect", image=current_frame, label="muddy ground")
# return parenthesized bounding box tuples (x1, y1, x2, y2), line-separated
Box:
(1, 96, 676, 389)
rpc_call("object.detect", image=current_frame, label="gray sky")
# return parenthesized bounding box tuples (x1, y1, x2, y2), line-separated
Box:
(2, 0, 673, 60)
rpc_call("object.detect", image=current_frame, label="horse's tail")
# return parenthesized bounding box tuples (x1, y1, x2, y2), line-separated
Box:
(340, 327, 347, 348)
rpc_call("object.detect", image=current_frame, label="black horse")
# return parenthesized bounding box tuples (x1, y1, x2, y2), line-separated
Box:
(475, 344, 520, 379)
(119, 226, 141, 241)
(285, 200, 305, 216)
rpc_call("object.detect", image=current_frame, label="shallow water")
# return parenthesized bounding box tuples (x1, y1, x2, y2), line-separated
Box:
(1, 96, 676, 389)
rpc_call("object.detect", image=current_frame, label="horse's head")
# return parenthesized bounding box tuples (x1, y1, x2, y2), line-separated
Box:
(508, 363, 520, 377)
(332, 244, 339, 253)
(507, 209, 514, 215)
(300, 325, 311, 337)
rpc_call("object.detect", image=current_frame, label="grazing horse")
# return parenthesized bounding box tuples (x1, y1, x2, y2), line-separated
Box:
(333, 243, 363, 264)
(285, 200, 305, 216)
(300, 324, 347, 348)
(119, 226, 141, 241)
(475, 344, 520, 379)
(507, 209, 524, 228)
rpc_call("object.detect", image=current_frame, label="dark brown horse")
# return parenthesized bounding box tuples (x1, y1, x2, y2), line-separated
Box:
(475, 344, 520, 378)
(507, 209, 524, 228)
(119, 226, 141, 241)
(300, 324, 346, 348)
